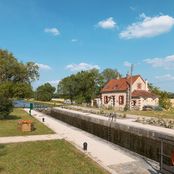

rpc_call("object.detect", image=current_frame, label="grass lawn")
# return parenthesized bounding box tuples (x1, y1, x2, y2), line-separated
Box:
(120, 110, 174, 119)
(0, 140, 108, 174)
(0, 108, 54, 137)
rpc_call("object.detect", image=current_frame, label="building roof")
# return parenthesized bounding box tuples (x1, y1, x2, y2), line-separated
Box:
(101, 75, 141, 93)
(132, 90, 158, 98)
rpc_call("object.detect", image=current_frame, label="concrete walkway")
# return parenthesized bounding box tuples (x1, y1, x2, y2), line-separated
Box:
(0, 134, 61, 144)
(25, 109, 159, 174)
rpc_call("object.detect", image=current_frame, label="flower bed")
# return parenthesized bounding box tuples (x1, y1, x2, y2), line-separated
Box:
(18, 120, 34, 132)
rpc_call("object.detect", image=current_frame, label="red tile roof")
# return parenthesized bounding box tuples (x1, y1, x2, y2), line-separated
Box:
(132, 90, 158, 98)
(101, 75, 141, 93)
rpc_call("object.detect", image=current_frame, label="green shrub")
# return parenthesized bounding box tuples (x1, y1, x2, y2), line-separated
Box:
(0, 96, 13, 119)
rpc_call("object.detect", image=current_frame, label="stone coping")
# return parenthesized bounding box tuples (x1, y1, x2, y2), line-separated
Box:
(52, 107, 174, 141)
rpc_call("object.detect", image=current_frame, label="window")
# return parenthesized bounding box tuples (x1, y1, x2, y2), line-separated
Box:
(137, 83, 142, 90)
(104, 96, 108, 104)
(119, 95, 124, 105)
(132, 100, 136, 106)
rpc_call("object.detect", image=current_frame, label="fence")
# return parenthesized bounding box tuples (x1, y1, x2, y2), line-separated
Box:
(159, 137, 174, 174)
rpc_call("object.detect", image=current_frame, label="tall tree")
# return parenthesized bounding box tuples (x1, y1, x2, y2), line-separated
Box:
(57, 69, 104, 104)
(0, 50, 39, 84)
(0, 49, 39, 118)
(35, 83, 56, 101)
(57, 75, 78, 103)
(101, 68, 121, 82)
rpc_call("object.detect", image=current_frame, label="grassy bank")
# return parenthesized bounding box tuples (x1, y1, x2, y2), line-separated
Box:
(0, 140, 108, 174)
(25, 99, 63, 107)
(0, 108, 54, 137)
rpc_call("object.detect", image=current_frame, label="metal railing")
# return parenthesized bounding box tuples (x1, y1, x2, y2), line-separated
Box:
(159, 137, 174, 174)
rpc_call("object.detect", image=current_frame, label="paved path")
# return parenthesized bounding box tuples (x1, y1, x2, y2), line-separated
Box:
(25, 109, 159, 174)
(0, 134, 61, 144)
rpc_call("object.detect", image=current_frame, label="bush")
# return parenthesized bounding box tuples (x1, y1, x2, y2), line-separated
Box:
(0, 96, 13, 119)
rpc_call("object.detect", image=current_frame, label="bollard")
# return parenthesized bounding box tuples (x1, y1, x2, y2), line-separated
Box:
(42, 118, 45, 122)
(83, 142, 88, 151)
(29, 109, 31, 116)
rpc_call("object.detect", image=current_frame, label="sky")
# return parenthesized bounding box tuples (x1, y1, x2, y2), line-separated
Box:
(0, 0, 174, 92)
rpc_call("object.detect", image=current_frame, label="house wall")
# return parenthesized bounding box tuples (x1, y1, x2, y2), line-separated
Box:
(131, 77, 146, 92)
(132, 97, 159, 110)
(170, 99, 174, 107)
(143, 98, 159, 107)
(101, 92, 127, 110)
(131, 98, 141, 110)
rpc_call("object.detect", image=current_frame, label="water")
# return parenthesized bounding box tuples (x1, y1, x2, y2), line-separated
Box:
(13, 100, 48, 109)
(13, 100, 31, 108)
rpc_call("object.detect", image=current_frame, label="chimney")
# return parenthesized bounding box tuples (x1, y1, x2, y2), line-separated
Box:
(145, 79, 148, 91)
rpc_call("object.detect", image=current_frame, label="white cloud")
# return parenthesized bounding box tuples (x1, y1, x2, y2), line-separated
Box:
(155, 74, 174, 81)
(97, 17, 117, 29)
(130, 6, 136, 11)
(71, 39, 78, 42)
(123, 61, 132, 67)
(144, 55, 174, 69)
(120, 14, 174, 39)
(44, 28, 60, 36)
(36, 63, 52, 70)
(66, 63, 100, 72)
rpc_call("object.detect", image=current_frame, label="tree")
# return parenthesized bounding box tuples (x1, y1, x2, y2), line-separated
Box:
(13, 83, 33, 99)
(57, 75, 78, 103)
(35, 83, 56, 101)
(101, 68, 121, 82)
(148, 83, 172, 110)
(0, 49, 39, 118)
(57, 69, 104, 104)
(0, 50, 39, 84)
(159, 91, 172, 110)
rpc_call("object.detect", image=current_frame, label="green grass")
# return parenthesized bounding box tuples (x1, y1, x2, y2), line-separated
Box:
(120, 110, 174, 119)
(25, 99, 63, 107)
(0, 108, 54, 137)
(0, 140, 108, 174)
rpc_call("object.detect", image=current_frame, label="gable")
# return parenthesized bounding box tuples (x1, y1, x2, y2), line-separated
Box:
(132, 76, 146, 91)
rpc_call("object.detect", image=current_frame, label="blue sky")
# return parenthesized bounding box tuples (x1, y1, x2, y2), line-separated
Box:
(0, 0, 174, 92)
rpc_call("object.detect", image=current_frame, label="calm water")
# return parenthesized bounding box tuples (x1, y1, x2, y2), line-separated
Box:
(13, 100, 31, 108)
(13, 100, 48, 109)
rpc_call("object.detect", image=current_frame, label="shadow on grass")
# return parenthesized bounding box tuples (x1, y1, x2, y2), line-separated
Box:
(0, 167, 4, 173)
(2, 115, 21, 120)
(0, 144, 6, 156)
(0, 148, 5, 171)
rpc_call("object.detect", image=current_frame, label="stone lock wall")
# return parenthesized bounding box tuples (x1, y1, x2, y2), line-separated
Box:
(50, 108, 174, 163)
